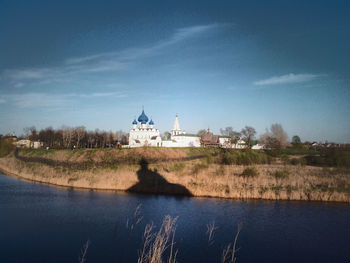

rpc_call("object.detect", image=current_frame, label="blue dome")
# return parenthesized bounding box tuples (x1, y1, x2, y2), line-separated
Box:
(149, 119, 154, 125)
(137, 110, 149, 124)
(132, 119, 137, 125)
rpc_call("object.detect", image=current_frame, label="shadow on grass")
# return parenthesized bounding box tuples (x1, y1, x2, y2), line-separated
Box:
(127, 158, 193, 197)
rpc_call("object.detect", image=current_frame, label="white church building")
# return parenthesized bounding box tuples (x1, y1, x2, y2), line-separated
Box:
(128, 109, 162, 147)
(162, 115, 201, 147)
(127, 109, 250, 148)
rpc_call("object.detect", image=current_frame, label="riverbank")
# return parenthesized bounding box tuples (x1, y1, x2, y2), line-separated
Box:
(0, 148, 349, 202)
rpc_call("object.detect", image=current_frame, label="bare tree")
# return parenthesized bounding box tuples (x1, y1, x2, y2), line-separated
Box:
(115, 130, 128, 145)
(270, 124, 289, 148)
(62, 126, 75, 148)
(87, 131, 95, 148)
(260, 123, 289, 150)
(38, 127, 55, 147)
(197, 129, 207, 136)
(24, 126, 39, 141)
(241, 126, 256, 148)
(75, 126, 86, 148)
(120, 134, 129, 145)
(107, 131, 114, 147)
(220, 127, 241, 144)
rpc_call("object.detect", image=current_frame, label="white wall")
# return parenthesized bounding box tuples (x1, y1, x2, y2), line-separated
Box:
(129, 127, 162, 147)
(163, 135, 201, 147)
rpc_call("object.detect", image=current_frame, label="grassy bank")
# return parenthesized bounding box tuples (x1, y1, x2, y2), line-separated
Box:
(0, 148, 349, 202)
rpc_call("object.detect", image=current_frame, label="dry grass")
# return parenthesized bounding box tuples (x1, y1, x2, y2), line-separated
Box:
(138, 216, 178, 263)
(78, 240, 90, 263)
(0, 154, 349, 202)
(221, 222, 242, 263)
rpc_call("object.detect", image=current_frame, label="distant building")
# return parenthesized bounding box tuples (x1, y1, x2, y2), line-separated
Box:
(232, 138, 247, 149)
(171, 115, 183, 136)
(252, 144, 264, 150)
(33, 141, 43, 149)
(128, 109, 162, 147)
(16, 139, 32, 148)
(15, 139, 43, 149)
(200, 129, 220, 147)
(162, 115, 201, 147)
(127, 109, 258, 149)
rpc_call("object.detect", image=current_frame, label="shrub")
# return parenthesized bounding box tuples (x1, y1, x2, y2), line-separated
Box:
(215, 165, 225, 176)
(304, 148, 350, 168)
(280, 154, 290, 165)
(220, 149, 271, 166)
(192, 162, 208, 174)
(205, 154, 214, 165)
(0, 139, 15, 157)
(241, 166, 258, 177)
(273, 169, 289, 179)
(221, 151, 236, 165)
(290, 158, 306, 166)
(168, 162, 186, 172)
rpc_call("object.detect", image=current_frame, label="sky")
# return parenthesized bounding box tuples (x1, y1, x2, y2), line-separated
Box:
(0, 0, 349, 142)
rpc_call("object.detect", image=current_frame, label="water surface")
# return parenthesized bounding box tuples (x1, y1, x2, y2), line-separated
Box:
(0, 172, 349, 263)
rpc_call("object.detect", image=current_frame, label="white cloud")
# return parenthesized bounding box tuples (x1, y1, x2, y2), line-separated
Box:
(1, 93, 70, 108)
(0, 91, 128, 108)
(1, 23, 226, 88)
(157, 24, 222, 48)
(65, 23, 225, 65)
(253, 73, 320, 86)
(13, 82, 25, 88)
(78, 92, 128, 98)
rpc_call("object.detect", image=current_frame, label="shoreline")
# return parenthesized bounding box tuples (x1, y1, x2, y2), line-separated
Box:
(1, 151, 349, 203)
(2, 167, 350, 206)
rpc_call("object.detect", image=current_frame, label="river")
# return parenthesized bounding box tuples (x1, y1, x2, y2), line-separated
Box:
(0, 172, 349, 263)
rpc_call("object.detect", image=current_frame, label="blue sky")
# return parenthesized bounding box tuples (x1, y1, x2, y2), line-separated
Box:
(1, 0, 349, 142)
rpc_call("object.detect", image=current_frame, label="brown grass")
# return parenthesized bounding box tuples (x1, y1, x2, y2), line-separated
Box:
(0, 154, 349, 202)
(138, 216, 178, 263)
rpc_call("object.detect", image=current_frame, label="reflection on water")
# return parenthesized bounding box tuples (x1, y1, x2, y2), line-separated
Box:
(0, 172, 349, 263)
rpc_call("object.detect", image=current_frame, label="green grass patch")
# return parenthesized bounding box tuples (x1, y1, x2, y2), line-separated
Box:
(241, 166, 259, 177)
(221, 149, 272, 165)
(273, 169, 290, 179)
(290, 158, 307, 166)
(281, 147, 319, 156)
(167, 162, 186, 172)
(192, 161, 209, 174)
(0, 139, 15, 157)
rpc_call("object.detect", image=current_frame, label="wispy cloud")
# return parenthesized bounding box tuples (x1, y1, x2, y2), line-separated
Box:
(1, 24, 224, 87)
(253, 73, 320, 86)
(78, 91, 128, 98)
(1, 93, 70, 108)
(65, 23, 224, 65)
(0, 91, 128, 108)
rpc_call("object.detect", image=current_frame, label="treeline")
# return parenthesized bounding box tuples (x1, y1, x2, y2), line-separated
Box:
(23, 126, 128, 149)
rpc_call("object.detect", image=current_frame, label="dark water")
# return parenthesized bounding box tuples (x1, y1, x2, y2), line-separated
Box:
(0, 173, 349, 263)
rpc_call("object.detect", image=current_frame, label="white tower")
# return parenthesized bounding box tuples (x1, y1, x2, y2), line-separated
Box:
(172, 114, 181, 136)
